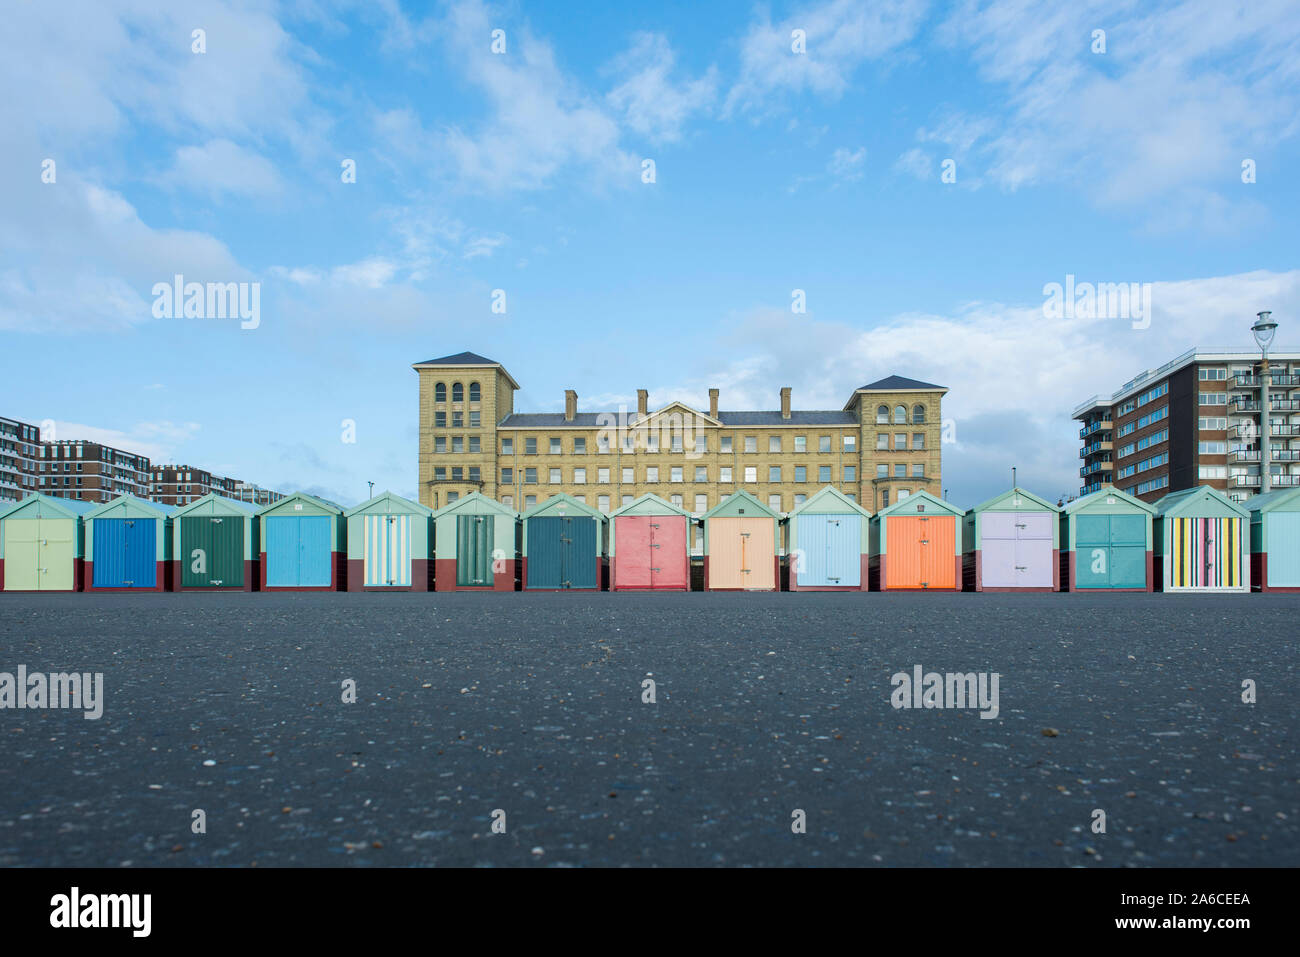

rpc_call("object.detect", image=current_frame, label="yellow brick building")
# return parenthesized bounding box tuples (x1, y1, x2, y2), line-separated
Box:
(414, 352, 946, 519)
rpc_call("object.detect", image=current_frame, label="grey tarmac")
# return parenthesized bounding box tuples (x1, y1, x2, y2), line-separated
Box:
(0, 592, 1295, 867)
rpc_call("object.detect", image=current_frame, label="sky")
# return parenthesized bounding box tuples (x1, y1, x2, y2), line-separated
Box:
(2, 0, 1298, 508)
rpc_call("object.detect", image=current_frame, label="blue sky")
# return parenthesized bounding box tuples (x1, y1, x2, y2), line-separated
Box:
(3, 0, 1298, 507)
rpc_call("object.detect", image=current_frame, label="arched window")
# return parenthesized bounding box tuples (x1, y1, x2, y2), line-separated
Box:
(469, 381, 481, 402)
(912, 404, 926, 424)
(876, 405, 889, 424)
(452, 382, 464, 402)
(893, 405, 907, 424)
(435, 383, 446, 402)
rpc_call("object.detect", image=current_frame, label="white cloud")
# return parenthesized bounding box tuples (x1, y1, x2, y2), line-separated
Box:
(605, 33, 717, 143)
(166, 139, 284, 197)
(725, 0, 927, 116)
(827, 146, 866, 182)
(47, 419, 202, 464)
(331, 257, 399, 288)
(893, 146, 931, 180)
(928, 0, 1300, 226)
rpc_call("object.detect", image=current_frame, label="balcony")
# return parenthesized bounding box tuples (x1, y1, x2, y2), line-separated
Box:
(1080, 461, 1113, 478)
(1233, 372, 1300, 389)
(1079, 420, 1113, 440)
(1231, 473, 1300, 488)
(1235, 422, 1300, 438)
(1079, 440, 1113, 458)
(1080, 482, 1107, 497)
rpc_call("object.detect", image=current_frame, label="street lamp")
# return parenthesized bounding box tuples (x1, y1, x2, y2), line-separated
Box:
(1252, 311, 1278, 495)
(367, 481, 375, 499)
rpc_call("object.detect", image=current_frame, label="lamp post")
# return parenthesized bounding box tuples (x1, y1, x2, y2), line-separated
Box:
(367, 481, 375, 499)
(1252, 311, 1277, 495)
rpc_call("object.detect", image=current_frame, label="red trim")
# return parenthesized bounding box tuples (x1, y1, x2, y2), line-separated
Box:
(1253, 552, 1300, 591)
(344, 558, 430, 592)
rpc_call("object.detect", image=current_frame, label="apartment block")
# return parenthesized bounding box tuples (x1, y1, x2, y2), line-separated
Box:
(38, 439, 151, 504)
(151, 464, 286, 507)
(0, 416, 41, 504)
(1074, 348, 1300, 504)
(413, 352, 946, 520)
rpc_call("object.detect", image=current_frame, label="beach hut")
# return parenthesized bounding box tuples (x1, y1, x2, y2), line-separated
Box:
(609, 493, 691, 591)
(431, 492, 519, 591)
(171, 494, 260, 591)
(1059, 486, 1155, 592)
(1247, 486, 1300, 592)
(257, 493, 346, 591)
(344, 492, 434, 591)
(521, 493, 607, 590)
(1152, 486, 1249, 593)
(783, 486, 871, 591)
(84, 495, 175, 591)
(0, 494, 94, 592)
(962, 487, 1060, 591)
(701, 490, 779, 591)
(869, 490, 963, 591)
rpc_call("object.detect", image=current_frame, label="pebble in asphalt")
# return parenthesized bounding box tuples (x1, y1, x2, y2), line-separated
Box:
(0, 591, 1296, 867)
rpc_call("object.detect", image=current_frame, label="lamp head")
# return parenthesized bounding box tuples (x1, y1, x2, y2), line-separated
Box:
(1252, 310, 1277, 351)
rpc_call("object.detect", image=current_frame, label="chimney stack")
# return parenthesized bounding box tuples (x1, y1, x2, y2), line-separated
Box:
(564, 389, 577, 422)
(708, 388, 719, 419)
(637, 389, 649, 418)
(780, 387, 791, 420)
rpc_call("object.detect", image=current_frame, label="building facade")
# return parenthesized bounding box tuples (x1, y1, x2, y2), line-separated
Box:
(150, 465, 286, 508)
(414, 352, 946, 519)
(1074, 348, 1300, 504)
(38, 439, 151, 504)
(0, 416, 41, 504)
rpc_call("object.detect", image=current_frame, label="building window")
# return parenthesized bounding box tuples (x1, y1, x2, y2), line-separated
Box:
(671, 466, 683, 483)
(720, 467, 733, 482)
(876, 405, 889, 424)
(525, 437, 537, 455)
(844, 466, 856, 482)
(525, 495, 537, 508)
(502, 495, 513, 508)
(646, 467, 659, 483)
(435, 411, 446, 428)
(795, 435, 807, 453)
(912, 433, 925, 450)
(744, 467, 757, 482)
(794, 466, 806, 482)
(502, 438, 513, 455)
(894, 405, 907, 424)
(574, 437, 586, 454)
(1199, 465, 1227, 479)
(897, 489, 911, 500)
(843, 434, 856, 452)
(598, 495, 610, 513)
(769, 466, 781, 481)
(819, 465, 832, 482)
(670, 494, 684, 508)
(435, 383, 447, 402)
(671, 434, 683, 453)
(876, 433, 888, 450)
(550, 437, 562, 454)
(694, 494, 707, 514)
(1199, 392, 1228, 406)
(549, 468, 561, 484)
(525, 468, 538, 484)
(451, 467, 463, 481)
(574, 468, 586, 484)
(502, 468, 513, 484)
(435, 437, 447, 453)
(768, 494, 782, 511)
(912, 404, 926, 424)
(911, 464, 925, 477)
(452, 412, 463, 428)
(598, 468, 610, 483)
(894, 464, 906, 477)
(769, 436, 782, 452)
(1199, 368, 1227, 381)
(818, 435, 831, 453)
(469, 382, 481, 402)
(695, 466, 707, 482)
(598, 434, 611, 453)
(1199, 417, 1227, 431)
(621, 494, 633, 506)
(720, 436, 733, 453)
(469, 411, 481, 427)
(744, 436, 757, 453)
(794, 494, 806, 505)
(452, 383, 464, 402)
(694, 435, 706, 454)
(1198, 441, 1227, 455)
(468, 467, 480, 483)
(894, 433, 907, 449)
(452, 436, 464, 453)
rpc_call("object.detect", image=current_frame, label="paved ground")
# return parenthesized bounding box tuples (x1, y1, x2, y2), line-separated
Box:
(0, 592, 1295, 867)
